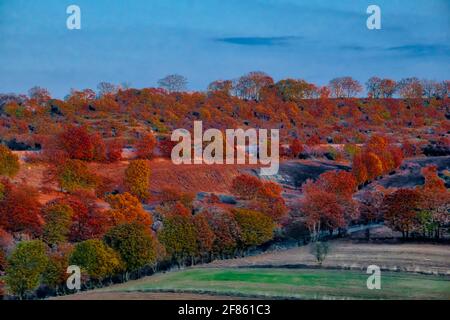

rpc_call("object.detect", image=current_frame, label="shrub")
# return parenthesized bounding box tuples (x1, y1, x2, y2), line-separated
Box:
(58, 194, 111, 241)
(58, 125, 95, 161)
(56, 159, 98, 192)
(159, 187, 195, 210)
(204, 210, 240, 256)
(231, 174, 262, 200)
(42, 203, 73, 246)
(105, 192, 152, 227)
(253, 181, 288, 222)
(105, 139, 123, 162)
(42, 244, 73, 292)
(193, 213, 215, 260)
(0, 182, 42, 236)
(70, 239, 123, 280)
(124, 160, 151, 201)
(135, 132, 157, 159)
(310, 241, 330, 266)
(0, 144, 20, 177)
(158, 214, 197, 265)
(104, 223, 157, 273)
(232, 209, 274, 248)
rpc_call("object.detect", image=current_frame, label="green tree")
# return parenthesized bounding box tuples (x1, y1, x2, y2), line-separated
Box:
(42, 203, 73, 246)
(232, 209, 274, 248)
(124, 160, 151, 201)
(6, 240, 48, 299)
(42, 244, 73, 294)
(0, 181, 5, 201)
(104, 223, 157, 275)
(0, 144, 20, 177)
(70, 239, 123, 281)
(158, 214, 197, 266)
(56, 159, 98, 192)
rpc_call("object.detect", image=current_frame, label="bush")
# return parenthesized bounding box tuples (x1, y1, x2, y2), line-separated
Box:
(42, 203, 73, 246)
(42, 244, 73, 292)
(158, 214, 197, 265)
(70, 239, 123, 281)
(56, 159, 98, 192)
(204, 210, 240, 256)
(0, 144, 20, 177)
(106, 192, 153, 227)
(58, 125, 95, 161)
(105, 139, 123, 162)
(104, 223, 157, 273)
(0, 182, 42, 236)
(193, 214, 215, 260)
(52, 194, 111, 242)
(232, 209, 274, 248)
(231, 174, 262, 200)
(135, 133, 157, 159)
(124, 160, 151, 201)
(310, 241, 330, 266)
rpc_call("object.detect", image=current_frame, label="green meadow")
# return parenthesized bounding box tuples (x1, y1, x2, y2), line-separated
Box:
(113, 268, 450, 300)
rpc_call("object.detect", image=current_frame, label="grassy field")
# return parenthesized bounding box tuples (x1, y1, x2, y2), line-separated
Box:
(101, 268, 450, 300)
(53, 238, 450, 300)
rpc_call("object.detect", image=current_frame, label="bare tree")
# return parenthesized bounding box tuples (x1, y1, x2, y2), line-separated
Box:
(366, 77, 382, 98)
(397, 77, 422, 99)
(0, 94, 28, 108)
(207, 80, 233, 95)
(379, 79, 397, 98)
(157, 74, 188, 93)
(97, 82, 118, 97)
(28, 86, 51, 104)
(310, 241, 330, 266)
(329, 77, 362, 98)
(434, 80, 449, 99)
(232, 71, 273, 101)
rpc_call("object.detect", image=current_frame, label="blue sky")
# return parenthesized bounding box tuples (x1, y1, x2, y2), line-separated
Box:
(0, 0, 449, 97)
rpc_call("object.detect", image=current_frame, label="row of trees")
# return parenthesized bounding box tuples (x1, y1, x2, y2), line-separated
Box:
(297, 164, 448, 241)
(45, 73, 448, 102)
(0, 189, 277, 298)
(0, 147, 281, 298)
(13, 73, 449, 102)
(1, 79, 447, 152)
(156, 73, 449, 100)
(383, 166, 449, 239)
(207, 73, 449, 100)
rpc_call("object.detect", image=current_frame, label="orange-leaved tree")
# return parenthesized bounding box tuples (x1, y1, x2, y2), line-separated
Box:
(106, 192, 153, 227)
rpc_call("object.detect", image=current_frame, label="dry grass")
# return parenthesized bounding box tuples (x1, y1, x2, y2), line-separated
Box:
(203, 239, 450, 275)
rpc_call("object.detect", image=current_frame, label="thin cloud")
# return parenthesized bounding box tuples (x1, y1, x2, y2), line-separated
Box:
(215, 36, 301, 46)
(387, 44, 450, 56)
